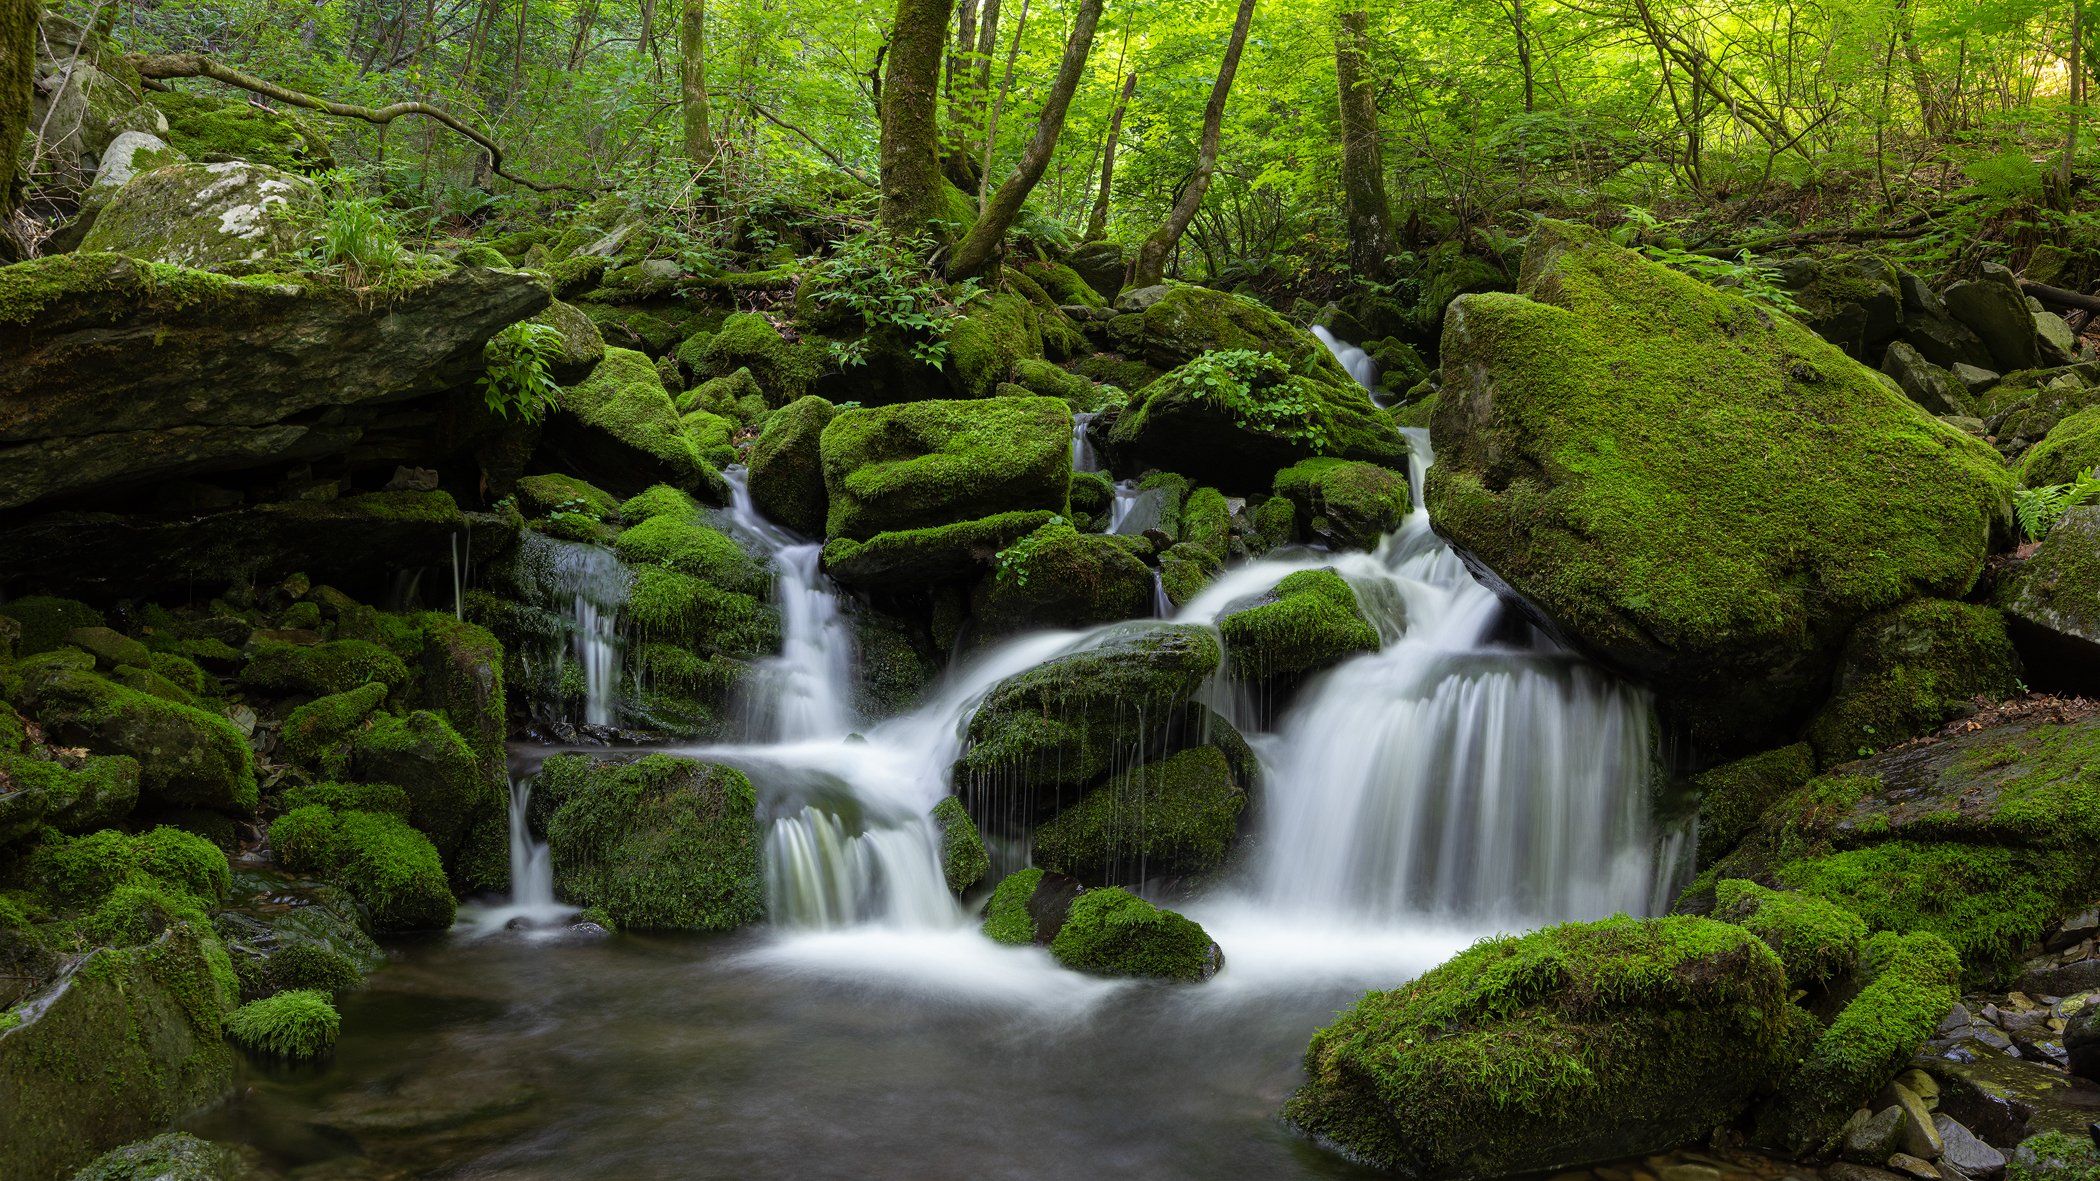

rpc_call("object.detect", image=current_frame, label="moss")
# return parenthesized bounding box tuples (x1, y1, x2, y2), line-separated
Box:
(516, 473, 621, 521)
(348, 710, 496, 865)
(556, 347, 722, 494)
(2011, 1133, 2100, 1181)
(613, 513, 766, 592)
(0, 595, 104, 655)
(1018, 259, 1107, 310)
(1220, 569, 1380, 681)
(232, 937, 365, 1000)
(1691, 743, 1815, 866)
(1158, 542, 1224, 607)
(540, 753, 763, 931)
(581, 304, 683, 356)
(154, 88, 330, 172)
(1272, 458, 1411, 551)
(268, 805, 456, 931)
(1712, 879, 1866, 988)
(981, 868, 1046, 945)
(1393, 390, 1439, 429)
(625, 565, 778, 658)
(1069, 470, 1113, 519)
(1180, 486, 1231, 561)
(1, 749, 139, 835)
(620, 483, 699, 524)
(1111, 284, 1344, 378)
(226, 988, 339, 1059)
(2020, 404, 2100, 487)
(70, 1132, 252, 1181)
(1048, 888, 1219, 981)
(1755, 930, 1961, 1152)
(932, 797, 990, 894)
(1808, 599, 2021, 765)
(410, 613, 508, 774)
(21, 668, 256, 811)
(942, 290, 1046, 398)
(820, 395, 1072, 539)
(25, 826, 229, 919)
(239, 638, 409, 700)
(695, 313, 819, 404)
(1424, 221, 2014, 750)
(1033, 746, 1246, 883)
(822, 511, 1060, 589)
(748, 395, 836, 537)
(1286, 915, 1801, 1177)
(1011, 358, 1102, 410)
(975, 517, 1154, 636)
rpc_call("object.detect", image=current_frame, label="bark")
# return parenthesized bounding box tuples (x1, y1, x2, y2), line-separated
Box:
(1335, 6, 1395, 280)
(1131, 0, 1256, 288)
(681, 0, 714, 172)
(975, 0, 1029, 203)
(0, 0, 35, 227)
(878, 0, 958, 238)
(949, 0, 1105, 278)
(127, 53, 581, 192)
(1084, 68, 1136, 241)
(1507, 0, 1533, 111)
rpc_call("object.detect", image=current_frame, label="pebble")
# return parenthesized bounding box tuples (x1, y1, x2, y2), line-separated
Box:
(1887, 1153, 1940, 1180)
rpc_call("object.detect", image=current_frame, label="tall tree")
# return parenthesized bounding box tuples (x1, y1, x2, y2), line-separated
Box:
(0, 0, 34, 243)
(1130, 0, 1256, 288)
(681, 0, 714, 172)
(879, 0, 959, 237)
(949, 0, 1106, 278)
(1334, 4, 1395, 280)
(1084, 67, 1137, 241)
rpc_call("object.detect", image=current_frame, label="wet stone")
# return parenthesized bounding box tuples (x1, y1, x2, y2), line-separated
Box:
(1933, 1115, 2007, 1180)
(1846, 1107, 1909, 1164)
(1888, 1154, 1941, 1180)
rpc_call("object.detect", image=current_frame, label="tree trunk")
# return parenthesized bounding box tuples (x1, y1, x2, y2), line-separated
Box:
(0, 0, 34, 233)
(1085, 68, 1136, 241)
(976, 0, 1030, 204)
(512, 0, 529, 91)
(1335, 5, 1395, 281)
(1131, 0, 1256, 288)
(879, 0, 958, 238)
(682, 0, 714, 173)
(1507, 0, 1534, 111)
(949, 0, 1105, 278)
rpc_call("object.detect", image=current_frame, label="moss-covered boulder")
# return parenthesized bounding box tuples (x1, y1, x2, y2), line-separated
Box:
(820, 395, 1071, 539)
(80, 161, 315, 270)
(2020, 404, 2100, 488)
(348, 710, 503, 871)
(1033, 746, 1247, 883)
(540, 753, 763, 931)
(1107, 284, 1342, 378)
(1048, 887, 1222, 982)
(69, 1132, 254, 1181)
(1426, 220, 2012, 751)
(20, 668, 256, 811)
(1695, 714, 2100, 980)
(1690, 743, 1815, 867)
(1712, 878, 1867, 989)
(0, 595, 104, 655)
(238, 638, 409, 700)
(1996, 506, 2100, 688)
(268, 804, 457, 931)
(412, 614, 508, 772)
(1219, 569, 1380, 682)
(1107, 350, 1407, 490)
(944, 290, 1047, 397)
(821, 511, 1058, 590)
(747, 394, 834, 537)
(692, 312, 820, 404)
(1286, 915, 1802, 1178)
(971, 518, 1154, 638)
(1806, 600, 2021, 765)
(548, 347, 725, 501)
(155, 88, 333, 173)
(0, 750, 139, 837)
(932, 796, 989, 894)
(1271, 458, 1410, 551)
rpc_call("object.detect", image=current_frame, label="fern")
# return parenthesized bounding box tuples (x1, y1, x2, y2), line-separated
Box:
(480, 321, 565, 422)
(2014, 467, 2100, 541)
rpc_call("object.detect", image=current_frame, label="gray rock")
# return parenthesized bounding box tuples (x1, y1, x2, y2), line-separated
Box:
(1848, 1106, 1910, 1164)
(1954, 363, 2002, 392)
(1995, 508, 2100, 693)
(1902, 272, 1996, 370)
(80, 160, 315, 270)
(1929, 1043, 2099, 1145)
(2037, 310, 2084, 367)
(2020, 955, 2100, 999)
(1888, 1152, 1942, 1179)
(1892, 1083, 1946, 1158)
(1945, 265, 2043, 372)
(1935, 1115, 2008, 1179)
(2066, 1002, 2100, 1079)
(1885, 341, 1977, 415)
(1114, 284, 1172, 312)
(90, 130, 182, 196)
(1829, 1167, 1910, 1181)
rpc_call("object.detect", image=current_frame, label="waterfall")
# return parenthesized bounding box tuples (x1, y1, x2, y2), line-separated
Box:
(503, 532, 632, 728)
(1072, 412, 1102, 473)
(1311, 325, 1378, 394)
(456, 771, 578, 934)
(722, 468, 858, 743)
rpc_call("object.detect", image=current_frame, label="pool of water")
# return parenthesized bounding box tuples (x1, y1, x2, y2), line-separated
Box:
(191, 916, 1483, 1179)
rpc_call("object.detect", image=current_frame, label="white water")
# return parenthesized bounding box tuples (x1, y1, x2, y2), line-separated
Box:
(1072, 412, 1102, 473)
(504, 532, 632, 727)
(457, 773, 579, 935)
(1311, 325, 1377, 393)
(723, 468, 857, 742)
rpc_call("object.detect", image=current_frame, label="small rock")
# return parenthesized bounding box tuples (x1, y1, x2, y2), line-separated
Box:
(1939, 1005, 1976, 1037)
(385, 465, 441, 492)
(2053, 911, 2100, 950)
(1890, 1084, 1946, 1159)
(1827, 1165, 1909, 1181)
(1888, 1153, 1941, 1180)
(1951, 363, 2000, 392)
(1898, 1069, 1943, 1107)
(1847, 1106, 1909, 1165)
(1934, 1115, 2007, 1180)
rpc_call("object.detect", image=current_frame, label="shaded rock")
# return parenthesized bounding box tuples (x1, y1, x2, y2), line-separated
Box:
(746, 395, 834, 537)
(1219, 568, 1380, 683)
(1270, 457, 1410, 551)
(1805, 599, 2022, 766)
(1691, 743, 1816, 868)
(2038, 310, 2083, 368)
(1067, 240, 1125, 301)
(1937, 1114, 2009, 1179)
(1902, 272, 1994, 371)
(1886, 342, 1978, 416)
(1996, 507, 2100, 692)
(1945, 266, 2042, 374)
(19, 666, 256, 811)
(820, 395, 1071, 539)
(69, 1132, 254, 1181)
(546, 347, 724, 501)
(1032, 745, 1250, 884)
(1845, 1107, 1908, 1164)
(1928, 1047, 2100, 1147)
(80, 160, 313, 269)
(1105, 283, 1347, 379)
(1778, 252, 1904, 360)
(969, 519, 1154, 639)
(539, 753, 762, 931)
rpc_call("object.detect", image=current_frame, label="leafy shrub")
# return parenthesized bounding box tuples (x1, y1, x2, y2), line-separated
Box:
(2014, 466, 2100, 541)
(481, 321, 566, 422)
(1165, 350, 1329, 451)
(814, 228, 982, 366)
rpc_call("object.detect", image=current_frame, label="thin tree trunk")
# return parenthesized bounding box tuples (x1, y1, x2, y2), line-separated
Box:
(1508, 0, 1534, 112)
(0, 0, 33, 239)
(2064, 0, 2084, 194)
(949, 0, 1104, 278)
(1131, 0, 1256, 288)
(512, 0, 529, 91)
(682, 0, 714, 173)
(1335, 5, 1396, 280)
(1085, 67, 1136, 241)
(976, 0, 1029, 205)
(879, 0, 958, 238)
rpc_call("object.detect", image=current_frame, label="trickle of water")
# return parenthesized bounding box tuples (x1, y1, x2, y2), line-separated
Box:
(1072, 411, 1103, 473)
(503, 532, 632, 728)
(455, 771, 578, 935)
(766, 806, 958, 929)
(1311, 325, 1378, 394)
(722, 468, 858, 742)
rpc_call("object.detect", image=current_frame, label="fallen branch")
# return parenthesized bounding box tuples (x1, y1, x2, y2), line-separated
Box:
(126, 53, 583, 193)
(2020, 279, 2100, 315)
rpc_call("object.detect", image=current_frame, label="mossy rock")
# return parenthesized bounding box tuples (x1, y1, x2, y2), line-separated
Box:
(820, 395, 1072, 540)
(268, 805, 457, 931)
(0, 750, 139, 838)
(1158, 541, 1224, 608)
(944, 290, 1046, 397)
(675, 367, 769, 426)
(154, 87, 333, 173)
(214, 867, 383, 1001)
(1219, 569, 1379, 682)
(2020, 404, 2100, 488)
(624, 564, 778, 659)
(411, 614, 508, 775)
(1033, 745, 1248, 884)
(747, 394, 835, 537)
(1285, 915, 1803, 1178)
(1108, 351, 1406, 490)
(79, 161, 315, 270)
(1048, 887, 1222, 982)
(1271, 458, 1410, 551)
(69, 1131, 254, 1180)
(1426, 220, 2013, 752)
(1107, 284, 1345, 379)
(1690, 743, 1815, 868)
(971, 518, 1154, 639)
(1011, 357, 1102, 408)
(1712, 878, 1866, 988)
(550, 347, 726, 501)
(238, 638, 409, 700)
(1806, 599, 2022, 766)
(0, 595, 104, 655)
(540, 753, 763, 931)
(611, 513, 766, 594)
(580, 303, 683, 356)
(1179, 486, 1230, 562)
(932, 796, 989, 894)
(1697, 714, 2100, 980)
(348, 709, 502, 870)
(821, 511, 1057, 590)
(694, 313, 819, 405)
(1996, 506, 2100, 690)
(1017, 258, 1108, 310)
(20, 668, 255, 811)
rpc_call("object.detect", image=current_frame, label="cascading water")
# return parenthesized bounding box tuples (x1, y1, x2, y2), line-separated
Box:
(501, 532, 632, 728)
(1071, 412, 1102, 473)
(722, 468, 857, 742)
(1310, 325, 1377, 394)
(457, 771, 578, 934)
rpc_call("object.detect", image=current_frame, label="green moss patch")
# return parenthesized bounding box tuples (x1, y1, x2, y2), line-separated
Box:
(268, 805, 456, 931)
(1048, 887, 1221, 981)
(1033, 745, 1247, 883)
(820, 395, 1072, 539)
(1219, 569, 1379, 682)
(226, 988, 339, 1059)
(540, 753, 763, 931)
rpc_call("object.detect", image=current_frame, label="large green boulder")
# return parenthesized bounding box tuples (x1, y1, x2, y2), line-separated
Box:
(1996, 506, 2100, 687)
(268, 804, 457, 931)
(70, 1132, 254, 1181)
(970, 518, 1154, 638)
(747, 394, 835, 536)
(820, 395, 1071, 539)
(821, 511, 1058, 590)
(0, 750, 140, 838)
(0, 254, 547, 512)
(1107, 350, 1407, 490)
(348, 710, 503, 869)
(1286, 915, 1801, 1178)
(0, 595, 103, 654)
(237, 638, 409, 700)
(1218, 569, 1380, 682)
(1805, 599, 2021, 765)
(80, 160, 315, 269)
(154, 88, 332, 172)
(1033, 746, 1247, 882)
(1048, 887, 1222, 982)
(1271, 458, 1410, 551)
(21, 668, 256, 811)
(1107, 284, 1343, 377)
(2020, 404, 2100, 488)
(1690, 743, 1815, 868)
(549, 347, 725, 501)
(540, 753, 763, 931)
(691, 312, 819, 404)
(1426, 220, 2012, 751)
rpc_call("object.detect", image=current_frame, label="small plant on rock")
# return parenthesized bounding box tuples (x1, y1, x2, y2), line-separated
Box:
(226, 989, 341, 1059)
(2013, 466, 2100, 542)
(481, 321, 565, 422)
(813, 227, 982, 367)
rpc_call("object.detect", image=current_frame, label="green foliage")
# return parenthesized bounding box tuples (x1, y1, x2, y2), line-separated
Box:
(981, 868, 1045, 945)
(225, 989, 341, 1059)
(2014, 466, 2100, 542)
(1166, 350, 1329, 452)
(1614, 208, 1804, 315)
(813, 228, 982, 367)
(1048, 888, 1219, 982)
(481, 321, 566, 422)
(296, 170, 407, 286)
(994, 515, 1073, 587)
